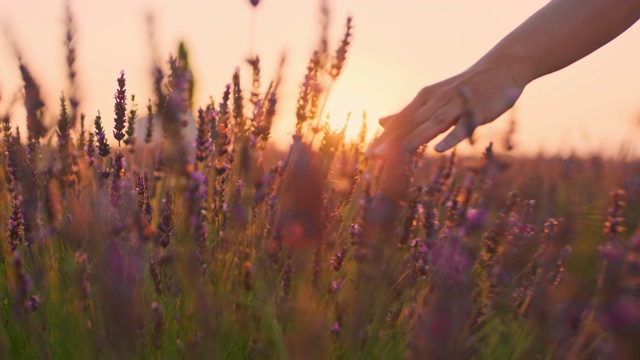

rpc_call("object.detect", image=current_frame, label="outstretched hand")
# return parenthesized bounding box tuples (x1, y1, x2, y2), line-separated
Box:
(368, 0, 640, 156)
(369, 62, 525, 156)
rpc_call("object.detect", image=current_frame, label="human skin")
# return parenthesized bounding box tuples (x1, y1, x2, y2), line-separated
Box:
(370, 0, 640, 155)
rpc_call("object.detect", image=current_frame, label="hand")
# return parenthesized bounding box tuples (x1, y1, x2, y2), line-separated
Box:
(369, 61, 525, 155)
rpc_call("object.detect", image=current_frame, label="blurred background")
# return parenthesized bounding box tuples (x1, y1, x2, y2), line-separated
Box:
(0, 0, 639, 157)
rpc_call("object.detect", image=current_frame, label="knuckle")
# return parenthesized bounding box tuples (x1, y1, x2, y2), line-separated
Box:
(417, 86, 433, 100)
(432, 107, 455, 127)
(430, 112, 444, 126)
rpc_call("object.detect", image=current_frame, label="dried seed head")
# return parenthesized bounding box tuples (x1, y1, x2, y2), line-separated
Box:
(330, 17, 353, 80)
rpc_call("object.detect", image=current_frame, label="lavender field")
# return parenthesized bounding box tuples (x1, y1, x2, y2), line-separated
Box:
(1, 2, 639, 359)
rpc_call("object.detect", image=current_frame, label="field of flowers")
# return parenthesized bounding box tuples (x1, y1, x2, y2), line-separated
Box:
(1, 2, 639, 359)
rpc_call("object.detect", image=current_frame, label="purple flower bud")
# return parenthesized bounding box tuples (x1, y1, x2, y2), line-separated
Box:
(327, 278, 344, 296)
(465, 208, 487, 229)
(330, 321, 341, 337)
(599, 297, 640, 331)
(599, 242, 624, 264)
(26, 295, 41, 312)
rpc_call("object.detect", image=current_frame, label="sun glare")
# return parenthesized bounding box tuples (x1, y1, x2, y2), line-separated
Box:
(323, 85, 383, 145)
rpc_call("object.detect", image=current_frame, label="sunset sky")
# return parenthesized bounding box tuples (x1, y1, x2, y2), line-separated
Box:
(1, 0, 639, 157)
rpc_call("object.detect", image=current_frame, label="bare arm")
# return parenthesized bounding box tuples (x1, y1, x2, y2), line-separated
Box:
(487, 0, 640, 84)
(371, 0, 640, 154)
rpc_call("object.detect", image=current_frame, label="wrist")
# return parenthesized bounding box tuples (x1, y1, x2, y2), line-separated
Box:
(472, 50, 536, 88)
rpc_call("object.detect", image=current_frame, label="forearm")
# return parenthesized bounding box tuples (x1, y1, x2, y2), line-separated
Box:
(476, 0, 640, 85)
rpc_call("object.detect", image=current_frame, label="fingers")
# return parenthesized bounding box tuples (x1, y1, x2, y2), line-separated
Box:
(434, 86, 521, 152)
(368, 89, 446, 156)
(435, 116, 476, 152)
(401, 97, 464, 152)
(369, 115, 414, 154)
(378, 87, 433, 129)
(366, 126, 405, 157)
(378, 116, 393, 128)
(432, 88, 476, 152)
(372, 67, 526, 156)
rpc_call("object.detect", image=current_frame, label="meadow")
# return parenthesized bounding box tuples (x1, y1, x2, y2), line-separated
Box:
(1, 2, 639, 359)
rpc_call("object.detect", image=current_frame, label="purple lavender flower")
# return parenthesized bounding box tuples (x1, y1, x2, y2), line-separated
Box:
(145, 100, 154, 144)
(604, 190, 625, 240)
(11, 251, 36, 312)
(232, 69, 245, 136)
(18, 60, 47, 141)
(598, 296, 640, 332)
(57, 94, 74, 188)
(195, 107, 212, 164)
(157, 191, 174, 248)
(86, 132, 96, 166)
(64, 1, 79, 127)
(136, 175, 153, 222)
(327, 278, 344, 297)
(26, 295, 41, 312)
(94, 111, 111, 158)
(113, 71, 127, 146)
(2, 115, 18, 185)
(330, 321, 341, 338)
(187, 171, 208, 274)
(465, 207, 487, 230)
(281, 261, 292, 297)
(331, 246, 348, 272)
(123, 94, 137, 152)
(7, 189, 24, 251)
(110, 151, 126, 208)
